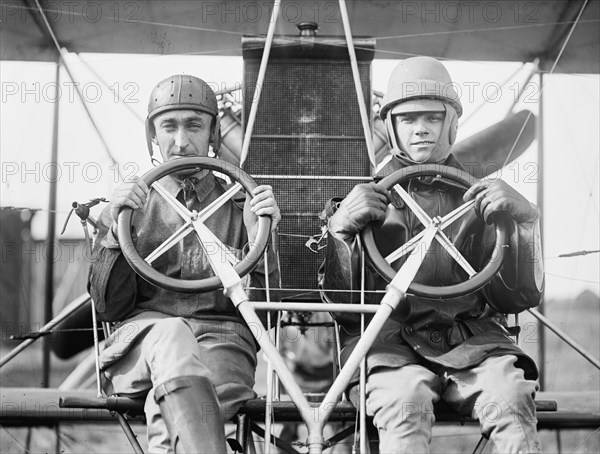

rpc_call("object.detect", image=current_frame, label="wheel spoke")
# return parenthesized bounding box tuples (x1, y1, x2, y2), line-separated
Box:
(191, 219, 242, 286)
(393, 184, 431, 227)
(151, 181, 191, 221)
(434, 231, 477, 277)
(388, 223, 439, 293)
(118, 157, 271, 294)
(190, 219, 239, 266)
(440, 199, 476, 230)
(385, 214, 477, 277)
(147, 181, 242, 265)
(362, 164, 508, 299)
(385, 230, 425, 263)
(386, 190, 477, 274)
(154, 178, 242, 275)
(197, 182, 242, 223)
(144, 222, 194, 265)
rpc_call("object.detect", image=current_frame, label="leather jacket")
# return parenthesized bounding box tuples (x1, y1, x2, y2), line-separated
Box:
(319, 155, 543, 380)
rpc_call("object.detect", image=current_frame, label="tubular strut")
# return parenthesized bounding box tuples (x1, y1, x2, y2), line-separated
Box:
(239, 0, 282, 167)
(339, 0, 377, 169)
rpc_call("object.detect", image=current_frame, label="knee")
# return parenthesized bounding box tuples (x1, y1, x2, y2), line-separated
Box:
(393, 376, 437, 425)
(488, 373, 538, 411)
(147, 318, 194, 343)
(386, 367, 439, 405)
(402, 376, 438, 405)
(367, 367, 438, 429)
(472, 357, 538, 420)
(145, 318, 197, 360)
(475, 378, 538, 428)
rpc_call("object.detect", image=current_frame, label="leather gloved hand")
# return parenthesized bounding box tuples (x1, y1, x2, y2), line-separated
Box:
(328, 183, 390, 241)
(463, 178, 540, 225)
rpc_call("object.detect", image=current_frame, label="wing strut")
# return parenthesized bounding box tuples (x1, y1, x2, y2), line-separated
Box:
(239, 0, 282, 167)
(339, 0, 377, 170)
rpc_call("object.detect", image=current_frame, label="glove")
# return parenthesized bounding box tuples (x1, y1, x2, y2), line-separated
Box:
(328, 183, 390, 241)
(463, 179, 540, 225)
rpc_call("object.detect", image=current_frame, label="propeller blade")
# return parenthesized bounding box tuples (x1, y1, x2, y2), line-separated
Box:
(453, 110, 536, 178)
(373, 110, 536, 179)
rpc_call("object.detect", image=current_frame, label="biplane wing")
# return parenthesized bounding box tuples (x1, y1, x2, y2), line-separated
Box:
(1, 0, 598, 74)
(1, 1, 598, 453)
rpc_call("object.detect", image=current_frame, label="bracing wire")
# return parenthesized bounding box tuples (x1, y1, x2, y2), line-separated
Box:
(14, 3, 599, 58)
(501, 0, 591, 169)
(0, 427, 32, 453)
(3, 3, 598, 454)
(544, 273, 599, 286)
(9, 3, 598, 78)
(33, 0, 124, 180)
(77, 55, 145, 123)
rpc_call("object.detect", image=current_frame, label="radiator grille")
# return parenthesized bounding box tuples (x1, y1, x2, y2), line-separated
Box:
(244, 61, 371, 136)
(243, 45, 373, 291)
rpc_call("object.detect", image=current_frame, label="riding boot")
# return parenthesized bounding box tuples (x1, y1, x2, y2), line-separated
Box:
(154, 375, 227, 454)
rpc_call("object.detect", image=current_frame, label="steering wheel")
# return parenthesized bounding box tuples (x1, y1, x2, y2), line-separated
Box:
(117, 157, 271, 293)
(361, 164, 509, 298)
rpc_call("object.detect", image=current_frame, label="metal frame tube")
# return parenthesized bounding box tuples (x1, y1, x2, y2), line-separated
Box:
(359, 241, 368, 453)
(0, 294, 91, 369)
(528, 308, 600, 369)
(239, 0, 281, 166)
(249, 302, 378, 313)
(264, 250, 274, 454)
(536, 66, 546, 389)
(338, 0, 377, 169)
(43, 52, 60, 388)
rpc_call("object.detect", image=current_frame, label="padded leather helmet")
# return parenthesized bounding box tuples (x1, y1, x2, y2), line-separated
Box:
(145, 75, 221, 156)
(380, 57, 462, 163)
(380, 56, 463, 120)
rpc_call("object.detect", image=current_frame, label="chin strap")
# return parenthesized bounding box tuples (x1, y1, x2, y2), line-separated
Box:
(395, 149, 434, 165)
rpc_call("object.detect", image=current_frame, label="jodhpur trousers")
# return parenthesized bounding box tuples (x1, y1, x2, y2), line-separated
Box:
(99, 311, 257, 453)
(350, 355, 541, 454)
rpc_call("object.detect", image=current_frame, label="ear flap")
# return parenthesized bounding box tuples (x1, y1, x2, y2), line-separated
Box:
(385, 114, 401, 152)
(445, 104, 459, 145)
(211, 115, 221, 154)
(448, 112, 458, 145)
(145, 118, 155, 158)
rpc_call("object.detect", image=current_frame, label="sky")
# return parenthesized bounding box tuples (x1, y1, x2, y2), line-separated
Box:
(1, 53, 598, 300)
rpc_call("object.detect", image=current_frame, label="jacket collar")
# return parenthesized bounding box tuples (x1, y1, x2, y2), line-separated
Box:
(158, 172, 217, 205)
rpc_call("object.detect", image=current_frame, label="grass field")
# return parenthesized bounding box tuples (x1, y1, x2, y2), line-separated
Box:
(1, 294, 598, 453)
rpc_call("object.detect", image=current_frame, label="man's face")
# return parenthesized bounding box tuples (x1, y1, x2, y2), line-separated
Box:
(152, 109, 213, 162)
(393, 110, 447, 163)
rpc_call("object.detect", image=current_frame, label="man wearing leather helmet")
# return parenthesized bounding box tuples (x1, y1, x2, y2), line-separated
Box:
(89, 74, 281, 453)
(320, 57, 544, 453)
